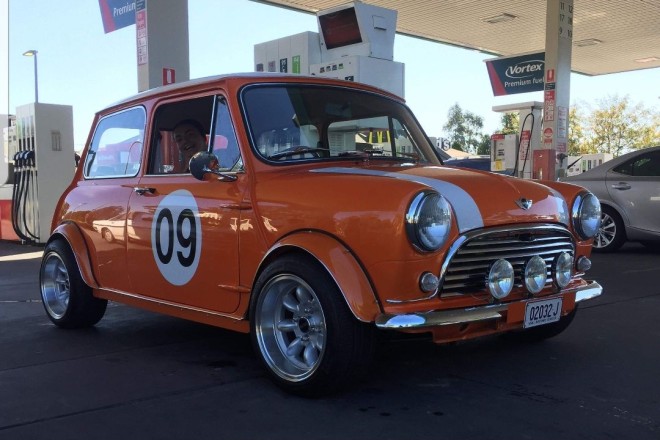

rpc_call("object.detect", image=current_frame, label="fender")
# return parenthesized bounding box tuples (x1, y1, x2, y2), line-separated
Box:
(600, 200, 630, 226)
(264, 231, 381, 322)
(47, 222, 99, 289)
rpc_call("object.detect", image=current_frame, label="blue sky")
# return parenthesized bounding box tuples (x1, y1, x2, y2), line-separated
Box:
(3, 0, 659, 151)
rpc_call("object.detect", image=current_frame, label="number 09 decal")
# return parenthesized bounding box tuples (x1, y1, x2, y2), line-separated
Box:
(151, 190, 202, 286)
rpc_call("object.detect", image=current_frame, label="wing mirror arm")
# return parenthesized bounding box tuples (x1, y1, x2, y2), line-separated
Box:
(189, 152, 237, 182)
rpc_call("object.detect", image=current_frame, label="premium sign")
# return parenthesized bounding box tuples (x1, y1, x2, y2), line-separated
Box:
(99, 0, 136, 34)
(485, 52, 545, 96)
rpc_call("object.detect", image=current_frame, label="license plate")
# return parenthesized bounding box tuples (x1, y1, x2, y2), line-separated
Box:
(524, 298, 563, 328)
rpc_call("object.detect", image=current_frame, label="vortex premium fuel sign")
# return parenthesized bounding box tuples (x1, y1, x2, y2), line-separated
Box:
(485, 52, 546, 96)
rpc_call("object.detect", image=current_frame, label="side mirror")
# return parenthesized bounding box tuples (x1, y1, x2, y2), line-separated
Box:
(189, 152, 237, 182)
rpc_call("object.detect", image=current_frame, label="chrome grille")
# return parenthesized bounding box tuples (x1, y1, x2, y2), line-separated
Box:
(440, 225, 574, 297)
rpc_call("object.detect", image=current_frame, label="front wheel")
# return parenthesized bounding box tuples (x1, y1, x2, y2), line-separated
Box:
(249, 255, 374, 396)
(40, 239, 107, 328)
(593, 206, 626, 252)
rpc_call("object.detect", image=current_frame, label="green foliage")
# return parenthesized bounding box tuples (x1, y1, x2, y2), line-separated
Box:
(567, 106, 592, 156)
(443, 103, 486, 155)
(498, 113, 519, 135)
(439, 97, 659, 160)
(579, 95, 660, 157)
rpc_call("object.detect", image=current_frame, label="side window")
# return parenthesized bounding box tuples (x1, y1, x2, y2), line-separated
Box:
(148, 96, 214, 174)
(613, 151, 660, 177)
(84, 107, 145, 179)
(211, 98, 241, 170)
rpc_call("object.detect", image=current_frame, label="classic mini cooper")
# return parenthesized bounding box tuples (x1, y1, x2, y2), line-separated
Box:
(40, 73, 602, 396)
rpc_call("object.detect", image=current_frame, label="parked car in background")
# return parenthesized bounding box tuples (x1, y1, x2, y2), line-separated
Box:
(40, 73, 603, 396)
(444, 156, 492, 172)
(562, 146, 660, 252)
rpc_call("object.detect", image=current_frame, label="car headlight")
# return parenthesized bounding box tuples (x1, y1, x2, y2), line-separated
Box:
(488, 259, 514, 299)
(572, 192, 601, 240)
(524, 255, 547, 295)
(554, 252, 573, 288)
(405, 191, 452, 252)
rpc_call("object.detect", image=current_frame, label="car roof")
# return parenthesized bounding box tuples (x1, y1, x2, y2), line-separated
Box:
(565, 145, 660, 181)
(104, 72, 404, 110)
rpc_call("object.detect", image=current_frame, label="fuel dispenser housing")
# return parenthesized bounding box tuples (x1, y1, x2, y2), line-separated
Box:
(254, 1, 404, 97)
(492, 102, 545, 179)
(7, 103, 74, 243)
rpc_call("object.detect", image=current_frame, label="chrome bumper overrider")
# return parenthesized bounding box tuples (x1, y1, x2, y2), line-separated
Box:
(375, 281, 603, 330)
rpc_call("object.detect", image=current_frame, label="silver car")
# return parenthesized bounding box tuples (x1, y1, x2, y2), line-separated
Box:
(563, 146, 660, 252)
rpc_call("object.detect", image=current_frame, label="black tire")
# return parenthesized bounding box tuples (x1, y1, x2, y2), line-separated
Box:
(101, 227, 114, 243)
(593, 206, 626, 252)
(40, 239, 107, 329)
(504, 305, 578, 342)
(249, 254, 375, 397)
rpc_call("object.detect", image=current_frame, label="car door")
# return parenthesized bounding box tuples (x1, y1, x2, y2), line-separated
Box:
(77, 106, 145, 293)
(606, 149, 660, 233)
(125, 94, 247, 313)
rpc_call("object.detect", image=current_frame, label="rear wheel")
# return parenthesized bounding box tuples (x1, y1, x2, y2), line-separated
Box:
(250, 255, 374, 396)
(40, 239, 107, 328)
(593, 206, 626, 252)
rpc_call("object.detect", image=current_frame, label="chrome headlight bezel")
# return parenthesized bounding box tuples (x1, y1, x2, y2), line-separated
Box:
(405, 191, 453, 252)
(554, 252, 573, 288)
(572, 192, 601, 240)
(488, 259, 514, 299)
(524, 255, 547, 295)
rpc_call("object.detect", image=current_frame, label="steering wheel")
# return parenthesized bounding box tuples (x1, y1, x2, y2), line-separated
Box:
(268, 146, 325, 161)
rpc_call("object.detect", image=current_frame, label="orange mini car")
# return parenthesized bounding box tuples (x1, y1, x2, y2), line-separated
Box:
(40, 74, 602, 396)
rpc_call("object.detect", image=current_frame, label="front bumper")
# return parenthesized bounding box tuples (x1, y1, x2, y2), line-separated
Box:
(375, 280, 602, 330)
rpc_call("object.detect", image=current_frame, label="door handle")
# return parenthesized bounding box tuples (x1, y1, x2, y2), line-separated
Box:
(611, 182, 631, 191)
(133, 187, 156, 195)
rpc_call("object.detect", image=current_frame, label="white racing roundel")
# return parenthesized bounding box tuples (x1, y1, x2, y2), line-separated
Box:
(151, 190, 202, 286)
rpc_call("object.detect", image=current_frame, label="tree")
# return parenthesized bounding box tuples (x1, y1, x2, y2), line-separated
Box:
(567, 105, 593, 156)
(498, 112, 519, 135)
(476, 134, 491, 155)
(583, 95, 660, 157)
(443, 103, 486, 154)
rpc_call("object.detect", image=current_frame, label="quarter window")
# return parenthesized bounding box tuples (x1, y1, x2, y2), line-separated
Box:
(84, 107, 145, 179)
(211, 98, 242, 171)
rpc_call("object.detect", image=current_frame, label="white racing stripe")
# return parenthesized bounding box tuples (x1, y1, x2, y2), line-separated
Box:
(312, 167, 484, 233)
(545, 187, 570, 225)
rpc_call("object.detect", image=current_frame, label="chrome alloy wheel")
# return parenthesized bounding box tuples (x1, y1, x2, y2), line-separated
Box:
(254, 274, 327, 382)
(40, 252, 71, 319)
(594, 211, 616, 249)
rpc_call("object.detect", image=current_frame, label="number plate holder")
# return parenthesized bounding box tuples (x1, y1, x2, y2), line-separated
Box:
(523, 297, 563, 328)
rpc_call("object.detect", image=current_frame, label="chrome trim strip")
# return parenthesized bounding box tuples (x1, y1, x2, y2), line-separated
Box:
(574, 280, 603, 302)
(438, 223, 572, 290)
(97, 288, 243, 321)
(375, 280, 602, 330)
(387, 224, 574, 304)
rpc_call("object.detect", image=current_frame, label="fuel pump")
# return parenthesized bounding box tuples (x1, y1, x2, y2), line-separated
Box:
(254, 2, 405, 98)
(11, 149, 39, 242)
(4, 103, 75, 243)
(492, 102, 544, 179)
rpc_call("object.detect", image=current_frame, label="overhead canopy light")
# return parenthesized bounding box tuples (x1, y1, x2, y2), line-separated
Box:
(574, 38, 603, 47)
(634, 56, 660, 63)
(482, 13, 517, 24)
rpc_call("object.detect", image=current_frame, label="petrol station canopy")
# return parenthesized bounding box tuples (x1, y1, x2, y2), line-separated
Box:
(256, 0, 660, 76)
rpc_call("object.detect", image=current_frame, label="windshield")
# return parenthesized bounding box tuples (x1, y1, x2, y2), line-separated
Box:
(241, 84, 441, 165)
